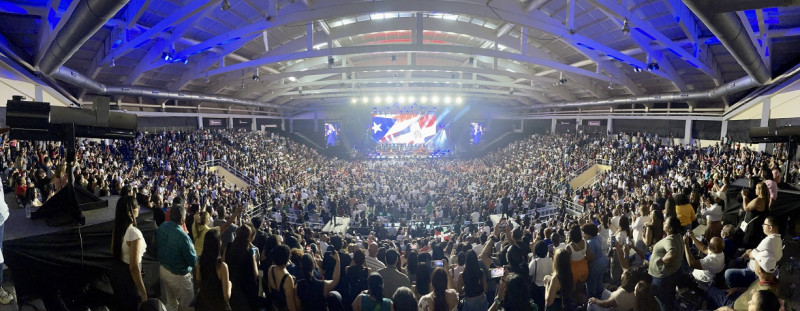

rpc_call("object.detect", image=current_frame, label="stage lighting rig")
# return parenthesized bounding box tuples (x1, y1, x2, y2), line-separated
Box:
(646, 63, 660, 71)
(221, 0, 231, 11)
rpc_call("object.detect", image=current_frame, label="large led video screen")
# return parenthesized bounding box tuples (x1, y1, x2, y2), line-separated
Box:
(371, 114, 437, 144)
(324, 122, 340, 146)
(470, 122, 485, 144)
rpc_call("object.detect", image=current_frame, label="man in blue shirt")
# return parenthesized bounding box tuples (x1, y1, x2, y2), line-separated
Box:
(156, 201, 197, 311)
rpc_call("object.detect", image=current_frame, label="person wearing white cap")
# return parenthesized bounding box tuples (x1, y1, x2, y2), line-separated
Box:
(724, 216, 782, 289)
(705, 245, 779, 311)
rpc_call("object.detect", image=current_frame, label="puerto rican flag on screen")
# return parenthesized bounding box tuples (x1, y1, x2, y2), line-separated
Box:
(371, 114, 437, 144)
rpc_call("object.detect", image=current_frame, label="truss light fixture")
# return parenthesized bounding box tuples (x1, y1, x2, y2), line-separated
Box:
(205, 75, 210, 83)
(328, 56, 334, 67)
(646, 63, 660, 71)
(351, 97, 358, 104)
(221, 0, 231, 11)
(431, 96, 440, 104)
(408, 96, 415, 103)
(420, 96, 428, 104)
(385, 95, 393, 103)
(252, 68, 260, 81)
(373, 96, 382, 104)
(109, 58, 115, 67)
(622, 18, 630, 35)
(632, 66, 644, 73)
(398, 96, 406, 104)
(455, 96, 463, 105)
(444, 96, 452, 104)
(288, 76, 297, 82)
(608, 82, 613, 89)
(362, 96, 369, 104)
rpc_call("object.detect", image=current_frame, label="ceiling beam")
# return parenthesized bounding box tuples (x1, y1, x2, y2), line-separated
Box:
(164, 0, 668, 82)
(125, 0, 152, 28)
(587, 0, 719, 81)
(201, 43, 620, 85)
(737, 11, 771, 72)
(102, 0, 218, 65)
(34, 0, 77, 67)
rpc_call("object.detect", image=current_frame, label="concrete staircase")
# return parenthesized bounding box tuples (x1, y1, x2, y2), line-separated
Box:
(207, 165, 252, 190)
(568, 162, 612, 190)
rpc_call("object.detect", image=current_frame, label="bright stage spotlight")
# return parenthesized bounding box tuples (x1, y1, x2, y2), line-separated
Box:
(408, 96, 415, 103)
(420, 96, 428, 104)
(373, 96, 382, 104)
(444, 96, 452, 104)
(397, 96, 406, 104)
(385, 95, 393, 103)
(455, 97, 463, 105)
(431, 96, 440, 104)
(351, 97, 358, 104)
(362, 96, 369, 104)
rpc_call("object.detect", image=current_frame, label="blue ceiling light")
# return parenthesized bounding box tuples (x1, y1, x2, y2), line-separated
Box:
(112, 39, 124, 49)
(705, 36, 721, 45)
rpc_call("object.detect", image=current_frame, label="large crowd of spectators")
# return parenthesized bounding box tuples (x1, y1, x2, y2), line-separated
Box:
(1, 128, 798, 311)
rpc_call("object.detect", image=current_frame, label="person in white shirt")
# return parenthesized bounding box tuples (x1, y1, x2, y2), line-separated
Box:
(700, 196, 724, 239)
(529, 241, 553, 308)
(471, 211, 480, 224)
(364, 242, 386, 272)
(630, 205, 651, 244)
(724, 216, 782, 288)
(684, 234, 725, 284)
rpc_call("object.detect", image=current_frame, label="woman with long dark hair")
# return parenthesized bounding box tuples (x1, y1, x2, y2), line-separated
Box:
(225, 224, 258, 311)
(544, 249, 574, 311)
(352, 273, 392, 311)
(741, 182, 768, 249)
(347, 248, 371, 306)
(457, 250, 487, 311)
(610, 215, 632, 285)
(404, 250, 419, 282)
(110, 196, 147, 310)
(418, 268, 457, 311)
(196, 230, 232, 311)
(489, 273, 533, 311)
(297, 252, 341, 311)
(414, 263, 432, 299)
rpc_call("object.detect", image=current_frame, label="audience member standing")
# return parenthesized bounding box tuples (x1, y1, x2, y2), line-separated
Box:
(156, 201, 197, 311)
(195, 230, 232, 311)
(648, 216, 684, 311)
(110, 196, 148, 310)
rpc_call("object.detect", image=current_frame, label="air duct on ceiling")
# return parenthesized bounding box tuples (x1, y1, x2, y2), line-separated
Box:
(534, 75, 757, 109)
(51, 67, 286, 110)
(688, 0, 800, 13)
(682, 0, 771, 84)
(38, 0, 130, 76)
